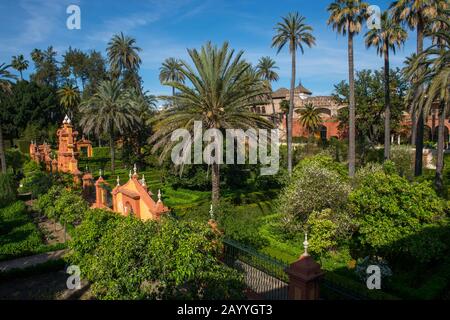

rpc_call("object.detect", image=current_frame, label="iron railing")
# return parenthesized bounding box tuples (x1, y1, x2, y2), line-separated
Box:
(222, 239, 289, 300)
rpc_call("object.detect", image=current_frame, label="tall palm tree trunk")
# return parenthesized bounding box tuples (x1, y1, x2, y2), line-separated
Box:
(414, 15, 424, 177)
(211, 163, 220, 204)
(435, 101, 446, 195)
(0, 122, 6, 173)
(110, 125, 115, 175)
(384, 47, 391, 160)
(288, 45, 296, 175)
(348, 32, 356, 177)
(19, 71, 23, 81)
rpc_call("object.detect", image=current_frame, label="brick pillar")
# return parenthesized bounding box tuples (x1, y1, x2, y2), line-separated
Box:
(285, 234, 324, 300)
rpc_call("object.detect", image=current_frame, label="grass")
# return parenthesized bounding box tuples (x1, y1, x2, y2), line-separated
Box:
(0, 201, 65, 262)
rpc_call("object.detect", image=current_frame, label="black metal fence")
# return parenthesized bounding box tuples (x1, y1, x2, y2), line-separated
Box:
(222, 239, 289, 300)
(222, 238, 375, 300)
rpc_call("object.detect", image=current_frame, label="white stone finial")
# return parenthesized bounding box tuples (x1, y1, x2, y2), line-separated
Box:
(303, 232, 309, 256)
(129, 170, 132, 179)
(209, 203, 214, 220)
(141, 174, 146, 186)
(116, 175, 120, 186)
(158, 189, 161, 201)
(99, 169, 102, 177)
(133, 163, 137, 176)
(63, 115, 68, 124)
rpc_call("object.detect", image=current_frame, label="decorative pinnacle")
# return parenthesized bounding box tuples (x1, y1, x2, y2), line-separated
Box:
(303, 232, 309, 256)
(209, 204, 214, 220)
(133, 163, 137, 176)
(141, 174, 146, 186)
(116, 175, 120, 186)
(158, 189, 162, 201)
(129, 170, 132, 179)
(99, 169, 102, 177)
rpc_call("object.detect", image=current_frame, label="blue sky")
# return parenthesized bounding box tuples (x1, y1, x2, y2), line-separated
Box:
(0, 0, 419, 97)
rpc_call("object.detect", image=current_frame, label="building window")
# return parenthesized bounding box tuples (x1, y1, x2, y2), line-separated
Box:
(261, 106, 266, 114)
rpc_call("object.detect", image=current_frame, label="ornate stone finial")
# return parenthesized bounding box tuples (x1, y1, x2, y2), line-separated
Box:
(141, 174, 146, 186)
(67, 116, 72, 124)
(99, 169, 102, 177)
(302, 232, 309, 257)
(157, 189, 162, 202)
(133, 163, 137, 176)
(63, 115, 68, 124)
(129, 170, 132, 179)
(209, 203, 214, 220)
(116, 175, 120, 186)
(85, 165, 88, 172)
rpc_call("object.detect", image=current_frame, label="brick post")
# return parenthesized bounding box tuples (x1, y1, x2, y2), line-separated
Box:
(285, 234, 324, 300)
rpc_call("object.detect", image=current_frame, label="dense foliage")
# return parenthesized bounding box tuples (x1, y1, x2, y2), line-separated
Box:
(349, 165, 449, 263)
(18, 161, 52, 197)
(69, 210, 245, 299)
(0, 173, 16, 208)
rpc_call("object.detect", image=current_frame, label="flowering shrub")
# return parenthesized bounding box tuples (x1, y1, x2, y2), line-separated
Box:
(277, 155, 351, 233)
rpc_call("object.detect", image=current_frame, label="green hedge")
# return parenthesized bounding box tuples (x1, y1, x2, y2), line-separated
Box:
(0, 174, 17, 208)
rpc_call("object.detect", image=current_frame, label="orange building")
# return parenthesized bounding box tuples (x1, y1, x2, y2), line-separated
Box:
(256, 83, 450, 144)
(91, 166, 170, 221)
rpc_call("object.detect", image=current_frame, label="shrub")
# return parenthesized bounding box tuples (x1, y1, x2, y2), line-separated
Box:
(18, 161, 52, 197)
(0, 174, 17, 208)
(69, 215, 245, 300)
(390, 145, 414, 180)
(306, 209, 352, 255)
(349, 169, 448, 263)
(277, 155, 351, 232)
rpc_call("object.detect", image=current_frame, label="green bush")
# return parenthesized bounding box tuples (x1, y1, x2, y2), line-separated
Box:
(69, 214, 245, 300)
(277, 155, 351, 232)
(0, 173, 17, 208)
(306, 209, 352, 255)
(349, 167, 448, 263)
(18, 161, 52, 197)
(390, 145, 414, 180)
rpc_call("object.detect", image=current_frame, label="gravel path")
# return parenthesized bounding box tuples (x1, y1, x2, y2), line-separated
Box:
(0, 249, 68, 273)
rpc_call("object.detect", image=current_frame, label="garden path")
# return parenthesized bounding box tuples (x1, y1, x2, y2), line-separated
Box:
(0, 249, 68, 273)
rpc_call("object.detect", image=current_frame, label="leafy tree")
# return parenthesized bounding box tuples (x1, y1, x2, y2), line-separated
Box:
(334, 69, 407, 161)
(79, 79, 140, 174)
(69, 215, 245, 299)
(277, 155, 351, 233)
(365, 11, 407, 160)
(256, 56, 279, 124)
(11, 54, 29, 81)
(18, 161, 52, 198)
(159, 58, 185, 97)
(150, 42, 273, 204)
(30, 47, 60, 87)
(349, 165, 448, 263)
(272, 12, 316, 175)
(327, 0, 368, 177)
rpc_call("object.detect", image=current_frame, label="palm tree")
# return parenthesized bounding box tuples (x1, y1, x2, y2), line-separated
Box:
(391, 0, 447, 176)
(57, 83, 80, 119)
(107, 32, 142, 88)
(11, 54, 29, 81)
(404, 9, 449, 193)
(256, 56, 279, 124)
(272, 12, 316, 175)
(150, 42, 273, 204)
(327, 0, 368, 177)
(0, 63, 17, 173)
(296, 103, 322, 139)
(365, 11, 407, 160)
(79, 80, 140, 174)
(159, 58, 185, 97)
